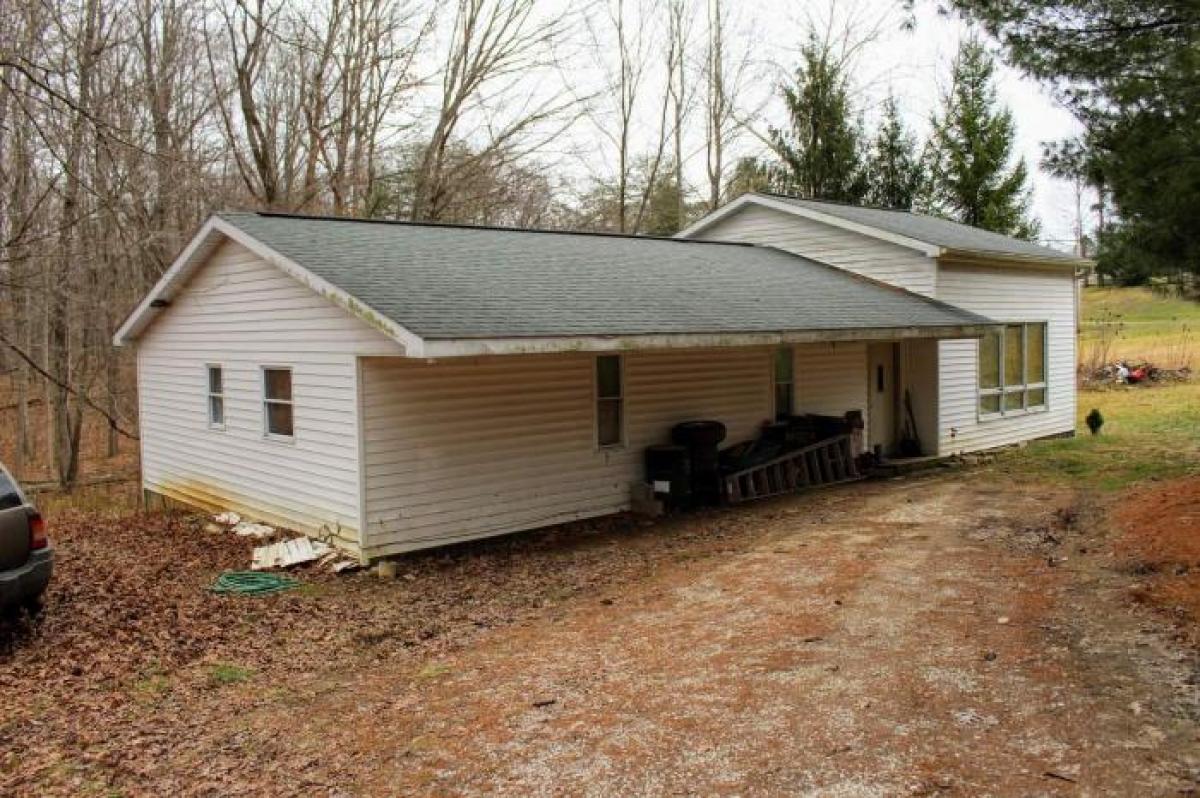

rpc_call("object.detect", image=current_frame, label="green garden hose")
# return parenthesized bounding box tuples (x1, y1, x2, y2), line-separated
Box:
(210, 570, 299, 596)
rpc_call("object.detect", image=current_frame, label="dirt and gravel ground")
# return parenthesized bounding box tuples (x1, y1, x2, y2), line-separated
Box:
(2, 467, 1198, 796)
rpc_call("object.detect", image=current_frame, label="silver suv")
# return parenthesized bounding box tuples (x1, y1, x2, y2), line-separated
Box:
(0, 463, 52, 616)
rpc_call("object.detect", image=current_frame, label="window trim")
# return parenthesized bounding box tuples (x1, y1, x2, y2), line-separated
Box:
(206, 364, 226, 430)
(772, 346, 795, 421)
(594, 354, 625, 450)
(978, 322, 1049, 421)
(261, 365, 296, 442)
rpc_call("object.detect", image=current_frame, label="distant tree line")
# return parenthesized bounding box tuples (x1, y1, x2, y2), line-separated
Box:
(940, 0, 1200, 287)
(0, 0, 756, 486)
(2, 0, 1169, 487)
(746, 34, 1040, 240)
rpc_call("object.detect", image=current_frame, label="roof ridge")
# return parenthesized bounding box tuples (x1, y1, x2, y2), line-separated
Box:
(755, 191, 913, 214)
(227, 210, 757, 247)
(749, 192, 1080, 262)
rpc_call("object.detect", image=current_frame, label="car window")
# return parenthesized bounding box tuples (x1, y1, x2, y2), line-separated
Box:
(0, 471, 24, 510)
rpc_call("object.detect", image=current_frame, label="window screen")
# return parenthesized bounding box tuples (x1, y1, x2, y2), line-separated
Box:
(596, 355, 623, 447)
(263, 368, 294, 437)
(207, 365, 225, 427)
(773, 347, 794, 420)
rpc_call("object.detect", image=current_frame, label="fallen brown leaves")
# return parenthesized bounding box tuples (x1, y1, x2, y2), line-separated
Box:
(0, 503, 766, 796)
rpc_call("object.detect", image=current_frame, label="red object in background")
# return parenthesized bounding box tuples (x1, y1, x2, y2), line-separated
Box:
(1129, 367, 1148, 383)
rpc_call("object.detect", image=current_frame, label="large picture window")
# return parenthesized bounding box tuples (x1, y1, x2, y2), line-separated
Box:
(978, 323, 1047, 416)
(595, 355, 623, 448)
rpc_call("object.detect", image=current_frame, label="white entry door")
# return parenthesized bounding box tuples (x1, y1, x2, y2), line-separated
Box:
(867, 343, 897, 455)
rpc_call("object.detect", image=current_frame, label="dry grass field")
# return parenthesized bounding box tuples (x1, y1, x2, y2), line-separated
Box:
(1080, 285, 1199, 371)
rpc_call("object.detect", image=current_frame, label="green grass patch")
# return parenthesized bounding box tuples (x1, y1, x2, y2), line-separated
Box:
(207, 662, 254, 686)
(992, 381, 1200, 491)
(1083, 286, 1200, 324)
(416, 662, 452, 680)
(132, 674, 173, 702)
(1081, 286, 1199, 368)
(130, 661, 173, 703)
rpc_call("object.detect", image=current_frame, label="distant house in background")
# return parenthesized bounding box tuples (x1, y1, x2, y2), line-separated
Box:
(114, 195, 1089, 559)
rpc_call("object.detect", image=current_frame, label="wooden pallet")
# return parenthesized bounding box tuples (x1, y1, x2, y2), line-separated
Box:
(721, 434, 859, 505)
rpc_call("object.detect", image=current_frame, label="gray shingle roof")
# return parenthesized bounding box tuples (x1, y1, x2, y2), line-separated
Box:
(760, 193, 1081, 262)
(220, 212, 991, 340)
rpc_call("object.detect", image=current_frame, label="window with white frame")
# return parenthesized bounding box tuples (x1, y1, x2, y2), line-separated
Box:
(595, 355, 623, 447)
(773, 347, 794, 420)
(978, 322, 1047, 416)
(206, 365, 225, 428)
(262, 367, 294, 438)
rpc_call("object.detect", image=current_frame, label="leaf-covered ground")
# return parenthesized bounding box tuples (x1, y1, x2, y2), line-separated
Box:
(2, 467, 1199, 796)
(0, 496, 785, 795)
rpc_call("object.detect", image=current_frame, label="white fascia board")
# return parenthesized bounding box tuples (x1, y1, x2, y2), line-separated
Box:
(112, 216, 425, 356)
(418, 324, 994, 359)
(939, 248, 1095, 271)
(678, 194, 945, 258)
(675, 194, 759, 238)
(112, 216, 223, 346)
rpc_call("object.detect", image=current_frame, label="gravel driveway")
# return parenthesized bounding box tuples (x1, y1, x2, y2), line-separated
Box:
(2, 470, 1197, 795)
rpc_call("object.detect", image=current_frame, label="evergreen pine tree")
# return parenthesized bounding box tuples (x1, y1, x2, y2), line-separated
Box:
(922, 39, 1040, 239)
(724, 157, 773, 199)
(769, 35, 868, 202)
(864, 95, 924, 209)
(943, 1, 1199, 280)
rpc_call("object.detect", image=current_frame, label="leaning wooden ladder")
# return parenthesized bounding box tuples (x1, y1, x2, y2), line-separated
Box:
(721, 433, 860, 505)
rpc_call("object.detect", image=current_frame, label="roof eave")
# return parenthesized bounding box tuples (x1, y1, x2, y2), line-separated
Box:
(939, 247, 1095, 270)
(112, 215, 425, 355)
(418, 324, 995, 358)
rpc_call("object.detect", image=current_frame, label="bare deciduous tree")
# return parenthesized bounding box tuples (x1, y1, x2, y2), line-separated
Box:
(410, 0, 572, 222)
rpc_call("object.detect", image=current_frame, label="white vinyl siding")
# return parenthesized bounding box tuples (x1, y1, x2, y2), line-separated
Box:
(937, 264, 1075, 454)
(136, 239, 404, 551)
(795, 342, 869, 452)
(687, 198, 1078, 457)
(692, 204, 938, 296)
(795, 342, 867, 418)
(358, 344, 870, 558)
(359, 348, 767, 557)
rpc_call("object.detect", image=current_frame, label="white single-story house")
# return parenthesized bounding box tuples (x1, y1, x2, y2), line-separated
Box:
(114, 195, 1090, 559)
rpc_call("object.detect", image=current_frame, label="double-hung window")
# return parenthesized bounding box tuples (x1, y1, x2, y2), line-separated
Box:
(206, 365, 225, 428)
(263, 367, 294, 439)
(773, 347, 794, 420)
(978, 323, 1047, 416)
(596, 355, 624, 448)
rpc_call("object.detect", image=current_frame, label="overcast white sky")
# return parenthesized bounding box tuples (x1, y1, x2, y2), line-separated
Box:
(802, 0, 1086, 249)
(723, 0, 1088, 249)
(439, 0, 1091, 250)
(540, 0, 1090, 250)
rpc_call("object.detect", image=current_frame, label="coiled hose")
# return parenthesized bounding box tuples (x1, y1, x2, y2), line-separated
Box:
(210, 570, 299, 596)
